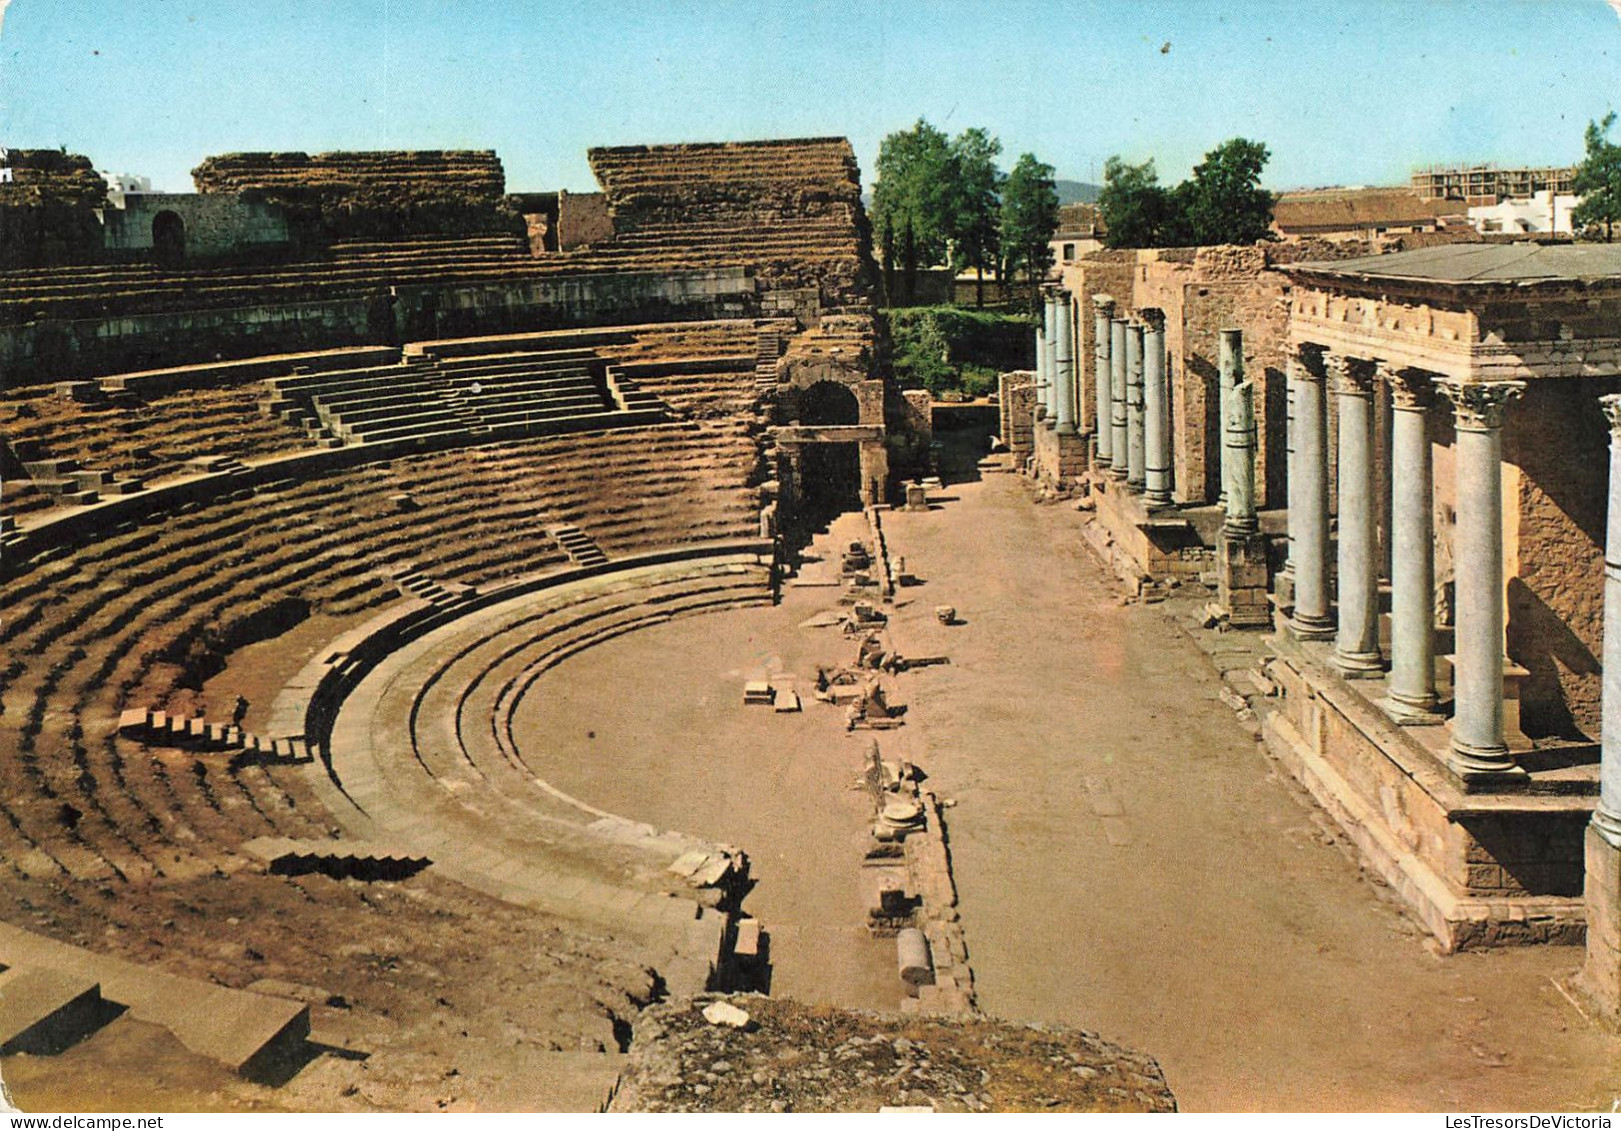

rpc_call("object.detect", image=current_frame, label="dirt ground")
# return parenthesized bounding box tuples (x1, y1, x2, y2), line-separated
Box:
(510, 441, 1621, 1111)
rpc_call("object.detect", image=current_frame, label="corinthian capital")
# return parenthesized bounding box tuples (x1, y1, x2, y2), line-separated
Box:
(1326, 354, 1376, 397)
(1601, 393, 1621, 435)
(1436, 379, 1526, 431)
(1383, 367, 1436, 411)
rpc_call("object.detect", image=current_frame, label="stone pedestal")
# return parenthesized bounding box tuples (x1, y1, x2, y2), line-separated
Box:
(1217, 532, 1272, 628)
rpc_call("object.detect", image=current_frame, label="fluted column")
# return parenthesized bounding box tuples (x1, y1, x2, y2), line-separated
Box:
(1598, 395, 1621, 843)
(1436, 378, 1526, 777)
(1142, 309, 1171, 507)
(1093, 295, 1116, 466)
(1125, 322, 1147, 490)
(1109, 318, 1129, 480)
(1382, 369, 1442, 723)
(1054, 289, 1076, 435)
(1332, 355, 1383, 677)
(1290, 345, 1334, 640)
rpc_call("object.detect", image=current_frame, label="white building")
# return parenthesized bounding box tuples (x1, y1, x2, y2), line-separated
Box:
(1468, 189, 1579, 236)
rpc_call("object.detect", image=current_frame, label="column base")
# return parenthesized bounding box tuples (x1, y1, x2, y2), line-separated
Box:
(1332, 647, 1384, 679)
(1378, 695, 1445, 726)
(1056, 423, 1077, 436)
(1289, 614, 1335, 642)
(1445, 737, 1523, 781)
(1107, 468, 1129, 482)
(1580, 823, 1621, 1030)
(1126, 478, 1145, 493)
(1144, 491, 1174, 510)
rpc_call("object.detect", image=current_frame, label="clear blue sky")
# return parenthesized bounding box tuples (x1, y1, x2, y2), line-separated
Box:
(0, 0, 1616, 194)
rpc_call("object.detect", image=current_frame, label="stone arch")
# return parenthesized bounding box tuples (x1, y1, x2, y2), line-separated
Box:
(798, 380, 861, 426)
(151, 210, 186, 266)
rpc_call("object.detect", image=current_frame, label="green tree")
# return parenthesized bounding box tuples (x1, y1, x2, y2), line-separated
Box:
(1183, 137, 1275, 245)
(1574, 112, 1621, 242)
(946, 128, 1004, 307)
(1097, 156, 1173, 248)
(871, 119, 955, 297)
(999, 153, 1060, 307)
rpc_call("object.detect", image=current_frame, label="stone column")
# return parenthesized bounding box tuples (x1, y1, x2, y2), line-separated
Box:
(1093, 295, 1115, 467)
(1332, 355, 1383, 677)
(1040, 291, 1057, 424)
(1382, 369, 1442, 723)
(1142, 309, 1172, 507)
(1289, 345, 1334, 640)
(1582, 394, 1621, 1025)
(1222, 371, 1258, 536)
(1125, 323, 1147, 490)
(1053, 290, 1076, 435)
(1436, 378, 1526, 777)
(1109, 318, 1129, 480)
(1596, 394, 1621, 843)
(1033, 309, 1049, 424)
(1217, 329, 1244, 508)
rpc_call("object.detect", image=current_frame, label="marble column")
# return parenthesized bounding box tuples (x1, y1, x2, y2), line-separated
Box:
(1040, 290, 1057, 424)
(1289, 345, 1334, 640)
(1109, 318, 1129, 480)
(1332, 355, 1383, 677)
(1093, 295, 1116, 467)
(1125, 323, 1147, 490)
(1436, 378, 1526, 777)
(1142, 309, 1172, 507)
(1034, 305, 1049, 423)
(1598, 394, 1621, 843)
(1218, 329, 1244, 508)
(1054, 290, 1077, 435)
(1222, 370, 1259, 537)
(1382, 369, 1442, 723)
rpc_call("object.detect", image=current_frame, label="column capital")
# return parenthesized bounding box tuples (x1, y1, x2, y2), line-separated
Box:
(1384, 367, 1436, 411)
(1326, 354, 1377, 397)
(1092, 293, 1116, 316)
(1139, 307, 1166, 332)
(1437, 379, 1526, 432)
(1051, 286, 1072, 303)
(1294, 342, 1329, 378)
(1601, 392, 1621, 436)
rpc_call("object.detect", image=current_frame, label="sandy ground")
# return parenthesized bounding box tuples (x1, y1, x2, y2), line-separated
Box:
(875, 455, 1621, 1112)
(510, 447, 1621, 1111)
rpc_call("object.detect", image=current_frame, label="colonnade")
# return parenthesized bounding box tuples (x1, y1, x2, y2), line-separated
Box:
(1066, 293, 1172, 506)
(1285, 342, 1527, 778)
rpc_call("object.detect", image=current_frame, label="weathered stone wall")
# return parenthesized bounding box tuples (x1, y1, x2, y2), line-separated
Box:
(1502, 376, 1621, 739)
(102, 193, 290, 258)
(557, 190, 613, 249)
(998, 371, 1035, 464)
(0, 149, 106, 268)
(191, 150, 522, 241)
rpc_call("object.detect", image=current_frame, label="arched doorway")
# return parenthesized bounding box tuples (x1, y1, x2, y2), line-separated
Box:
(151, 211, 185, 266)
(798, 380, 861, 426)
(797, 443, 862, 531)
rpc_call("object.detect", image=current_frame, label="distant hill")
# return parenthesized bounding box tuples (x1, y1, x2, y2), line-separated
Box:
(1055, 179, 1101, 205)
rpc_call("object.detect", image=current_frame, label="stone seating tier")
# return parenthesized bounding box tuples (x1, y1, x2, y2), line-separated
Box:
(0, 420, 760, 916)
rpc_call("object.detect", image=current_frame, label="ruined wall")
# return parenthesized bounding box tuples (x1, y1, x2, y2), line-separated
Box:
(0, 149, 106, 268)
(192, 150, 522, 242)
(102, 193, 290, 258)
(557, 191, 613, 249)
(588, 138, 875, 311)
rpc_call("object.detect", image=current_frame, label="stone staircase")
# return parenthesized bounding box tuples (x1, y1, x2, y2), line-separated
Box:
(549, 523, 609, 567)
(117, 707, 312, 762)
(242, 837, 432, 881)
(754, 329, 785, 396)
(391, 564, 477, 608)
(17, 455, 145, 507)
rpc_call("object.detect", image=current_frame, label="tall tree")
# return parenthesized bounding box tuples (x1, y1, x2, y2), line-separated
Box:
(999, 153, 1060, 309)
(946, 128, 1004, 307)
(1182, 137, 1275, 245)
(1574, 111, 1621, 243)
(871, 120, 955, 287)
(1097, 156, 1172, 249)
